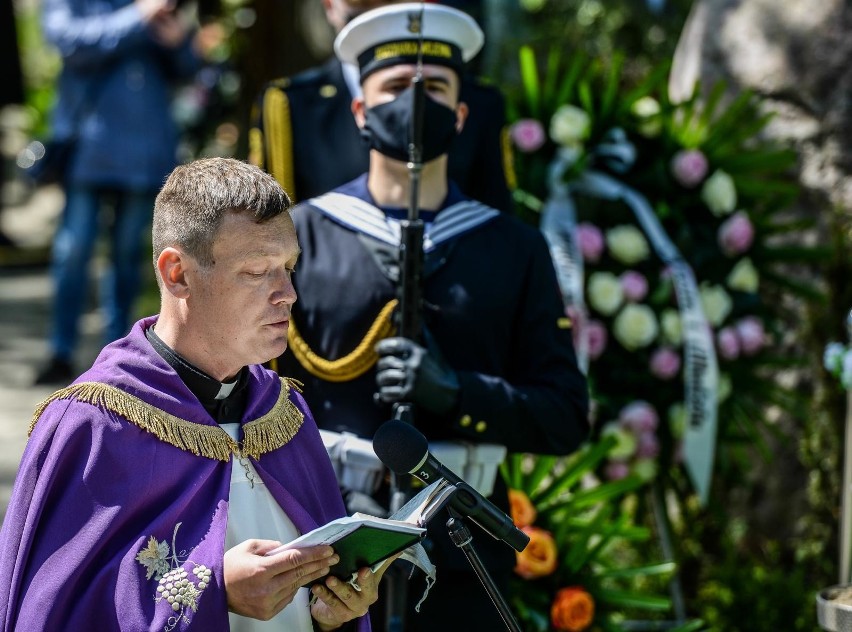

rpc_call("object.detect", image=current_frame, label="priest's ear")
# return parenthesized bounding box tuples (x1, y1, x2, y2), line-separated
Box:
(156, 247, 191, 299)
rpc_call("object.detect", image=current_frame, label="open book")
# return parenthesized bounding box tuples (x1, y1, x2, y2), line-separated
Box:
(266, 479, 456, 583)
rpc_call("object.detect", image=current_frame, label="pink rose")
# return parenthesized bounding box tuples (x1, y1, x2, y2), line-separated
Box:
(586, 319, 608, 360)
(509, 119, 546, 153)
(736, 316, 766, 355)
(716, 327, 740, 360)
(619, 401, 659, 433)
(670, 149, 709, 188)
(636, 431, 660, 459)
(604, 460, 630, 481)
(620, 271, 649, 302)
(576, 222, 604, 263)
(717, 211, 755, 256)
(650, 347, 681, 380)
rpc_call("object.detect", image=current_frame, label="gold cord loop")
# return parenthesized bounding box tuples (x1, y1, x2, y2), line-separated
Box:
(287, 299, 398, 382)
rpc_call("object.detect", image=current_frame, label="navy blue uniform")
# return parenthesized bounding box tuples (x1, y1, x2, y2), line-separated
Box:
(250, 58, 515, 211)
(280, 175, 588, 631)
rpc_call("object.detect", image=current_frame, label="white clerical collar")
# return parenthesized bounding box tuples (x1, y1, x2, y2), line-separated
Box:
(216, 379, 238, 400)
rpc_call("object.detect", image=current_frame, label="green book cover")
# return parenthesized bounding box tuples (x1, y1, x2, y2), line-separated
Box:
(267, 480, 456, 582)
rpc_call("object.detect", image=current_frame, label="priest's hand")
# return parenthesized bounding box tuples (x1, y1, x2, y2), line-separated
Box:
(310, 554, 400, 631)
(375, 335, 460, 415)
(224, 539, 338, 620)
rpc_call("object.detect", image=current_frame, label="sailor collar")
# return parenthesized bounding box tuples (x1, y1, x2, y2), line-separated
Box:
(308, 174, 500, 253)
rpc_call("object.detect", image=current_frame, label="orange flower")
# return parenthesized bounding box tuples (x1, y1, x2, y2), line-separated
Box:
(550, 586, 595, 632)
(508, 489, 538, 528)
(514, 526, 557, 579)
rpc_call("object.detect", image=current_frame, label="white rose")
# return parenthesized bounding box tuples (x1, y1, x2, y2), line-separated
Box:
(587, 272, 624, 316)
(699, 283, 733, 326)
(631, 96, 661, 137)
(549, 104, 591, 147)
(726, 257, 759, 293)
(700, 170, 737, 216)
(661, 309, 683, 346)
(602, 422, 638, 460)
(613, 304, 659, 350)
(606, 225, 650, 265)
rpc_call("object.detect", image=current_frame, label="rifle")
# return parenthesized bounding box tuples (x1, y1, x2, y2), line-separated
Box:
(385, 4, 426, 630)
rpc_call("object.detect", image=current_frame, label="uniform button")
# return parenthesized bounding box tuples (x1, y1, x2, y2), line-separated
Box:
(460, 415, 472, 427)
(319, 84, 338, 98)
(475, 421, 487, 433)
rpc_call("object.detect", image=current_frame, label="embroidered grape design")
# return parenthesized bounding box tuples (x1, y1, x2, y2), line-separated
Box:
(156, 564, 209, 613)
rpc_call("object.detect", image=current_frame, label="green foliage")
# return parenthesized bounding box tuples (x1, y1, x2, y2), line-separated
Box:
(502, 0, 694, 85)
(502, 441, 701, 630)
(694, 537, 818, 632)
(14, 4, 61, 135)
(505, 46, 831, 632)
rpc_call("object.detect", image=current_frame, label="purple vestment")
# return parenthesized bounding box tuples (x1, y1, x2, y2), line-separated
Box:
(0, 317, 370, 631)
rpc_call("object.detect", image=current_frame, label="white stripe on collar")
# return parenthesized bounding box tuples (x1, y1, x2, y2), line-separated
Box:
(308, 192, 500, 252)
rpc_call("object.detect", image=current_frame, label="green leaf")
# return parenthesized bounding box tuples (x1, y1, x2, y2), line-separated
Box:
(501, 453, 523, 490)
(542, 47, 562, 113)
(512, 188, 544, 213)
(519, 46, 541, 119)
(525, 455, 559, 497)
(669, 620, 707, 632)
(553, 54, 586, 113)
(595, 588, 672, 611)
(578, 80, 594, 117)
(547, 475, 644, 512)
(759, 244, 832, 263)
(599, 54, 623, 121)
(700, 81, 734, 124)
(597, 561, 678, 579)
(732, 177, 800, 200)
(535, 437, 617, 506)
(718, 148, 797, 173)
(761, 269, 827, 301)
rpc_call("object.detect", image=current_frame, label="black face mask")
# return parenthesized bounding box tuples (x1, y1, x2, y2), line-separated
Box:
(361, 85, 459, 163)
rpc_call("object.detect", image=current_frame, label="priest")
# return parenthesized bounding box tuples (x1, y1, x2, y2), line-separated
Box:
(0, 158, 382, 631)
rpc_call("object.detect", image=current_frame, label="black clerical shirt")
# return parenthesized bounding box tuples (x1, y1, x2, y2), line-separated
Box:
(146, 326, 249, 424)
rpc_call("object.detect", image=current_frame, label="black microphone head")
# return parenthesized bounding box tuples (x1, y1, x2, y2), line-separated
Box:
(373, 420, 429, 474)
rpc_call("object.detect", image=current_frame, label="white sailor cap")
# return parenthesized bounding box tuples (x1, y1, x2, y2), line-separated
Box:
(334, 3, 484, 80)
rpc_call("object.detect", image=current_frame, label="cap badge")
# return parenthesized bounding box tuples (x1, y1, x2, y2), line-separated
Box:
(407, 12, 422, 34)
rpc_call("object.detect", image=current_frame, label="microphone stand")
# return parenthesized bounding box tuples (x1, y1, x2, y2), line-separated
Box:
(446, 505, 523, 632)
(385, 5, 427, 631)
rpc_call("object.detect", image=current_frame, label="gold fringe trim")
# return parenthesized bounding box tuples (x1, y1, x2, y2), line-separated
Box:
(264, 87, 297, 201)
(287, 299, 398, 382)
(501, 125, 518, 191)
(248, 126, 264, 169)
(30, 379, 304, 462)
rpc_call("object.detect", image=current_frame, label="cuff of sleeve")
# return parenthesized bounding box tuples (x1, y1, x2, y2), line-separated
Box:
(450, 373, 502, 442)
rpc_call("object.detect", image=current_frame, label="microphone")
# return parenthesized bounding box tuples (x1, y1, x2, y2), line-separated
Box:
(373, 420, 530, 552)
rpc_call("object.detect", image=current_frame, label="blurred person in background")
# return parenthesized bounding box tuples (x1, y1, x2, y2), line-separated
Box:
(248, 0, 514, 213)
(34, 0, 221, 385)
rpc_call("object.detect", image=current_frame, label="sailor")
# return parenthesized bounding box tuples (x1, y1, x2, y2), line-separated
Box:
(277, 4, 590, 630)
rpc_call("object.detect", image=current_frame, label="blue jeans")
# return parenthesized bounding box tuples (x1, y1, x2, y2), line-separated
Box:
(49, 185, 154, 361)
